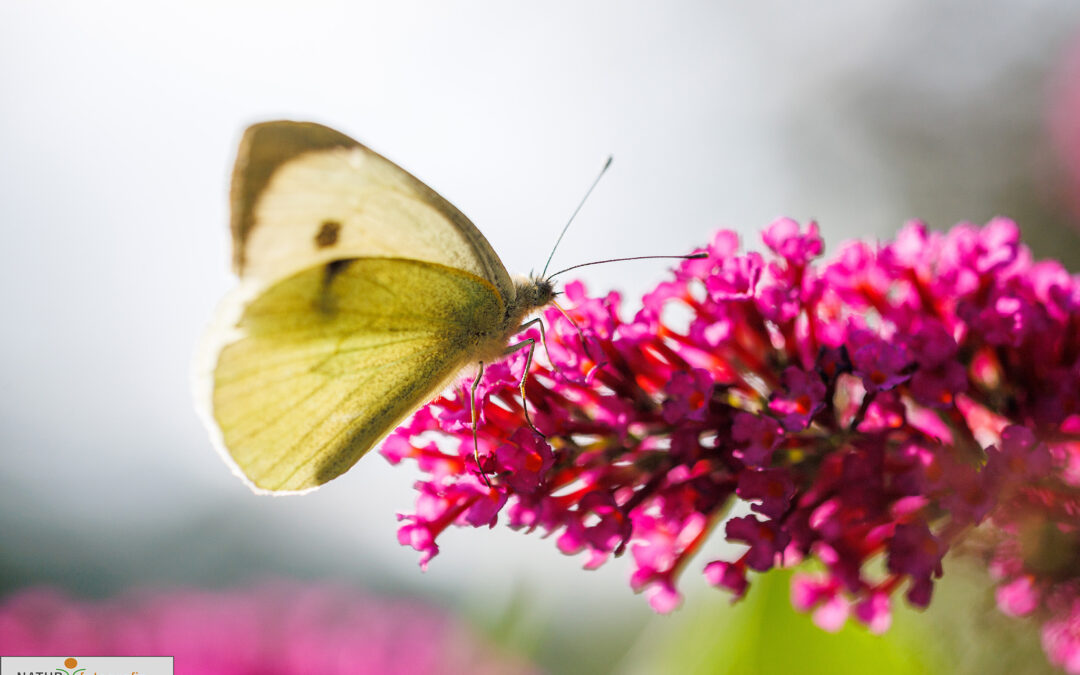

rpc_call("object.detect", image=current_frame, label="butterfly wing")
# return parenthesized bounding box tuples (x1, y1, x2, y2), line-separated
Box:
(230, 121, 516, 304)
(198, 257, 506, 494)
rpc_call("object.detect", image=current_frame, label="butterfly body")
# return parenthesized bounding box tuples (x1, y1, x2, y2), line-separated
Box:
(195, 121, 554, 494)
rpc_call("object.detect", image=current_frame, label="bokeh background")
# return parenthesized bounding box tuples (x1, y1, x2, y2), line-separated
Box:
(3, 2, 1080, 672)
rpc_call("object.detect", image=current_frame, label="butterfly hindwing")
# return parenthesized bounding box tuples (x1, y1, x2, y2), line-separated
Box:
(206, 257, 506, 493)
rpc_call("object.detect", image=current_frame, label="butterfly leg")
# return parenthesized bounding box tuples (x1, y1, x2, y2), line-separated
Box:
(504, 318, 549, 439)
(519, 316, 555, 368)
(471, 361, 493, 488)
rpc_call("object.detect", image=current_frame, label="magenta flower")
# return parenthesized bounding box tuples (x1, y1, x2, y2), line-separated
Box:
(736, 468, 795, 520)
(0, 583, 536, 675)
(386, 217, 1080, 671)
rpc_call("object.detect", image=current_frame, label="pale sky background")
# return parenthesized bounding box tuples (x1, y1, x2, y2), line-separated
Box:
(2, 1, 1080, 666)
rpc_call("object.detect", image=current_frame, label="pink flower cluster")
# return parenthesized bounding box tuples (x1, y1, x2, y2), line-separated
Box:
(385, 217, 1080, 669)
(0, 582, 535, 675)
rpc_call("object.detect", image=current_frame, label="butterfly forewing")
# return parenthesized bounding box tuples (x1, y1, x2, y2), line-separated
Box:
(231, 121, 516, 304)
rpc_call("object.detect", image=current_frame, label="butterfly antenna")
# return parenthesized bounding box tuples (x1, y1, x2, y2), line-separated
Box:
(547, 252, 707, 280)
(541, 155, 614, 279)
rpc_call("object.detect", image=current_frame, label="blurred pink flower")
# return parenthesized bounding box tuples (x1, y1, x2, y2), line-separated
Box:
(0, 582, 536, 675)
(385, 217, 1080, 672)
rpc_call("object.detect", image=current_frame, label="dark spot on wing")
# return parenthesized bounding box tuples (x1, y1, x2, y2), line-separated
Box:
(324, 258, 353, 284)
(317, 259, 354, 314)
(315, 219, 342, 248)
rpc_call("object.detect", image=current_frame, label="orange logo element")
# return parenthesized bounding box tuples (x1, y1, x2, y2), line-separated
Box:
(59, 657, 85, 674)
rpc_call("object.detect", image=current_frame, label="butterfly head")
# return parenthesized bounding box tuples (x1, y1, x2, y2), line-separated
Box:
(514, 275, 558, 311)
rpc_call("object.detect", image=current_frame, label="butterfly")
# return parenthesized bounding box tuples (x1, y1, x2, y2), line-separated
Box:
(194, 121, 555, 494)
